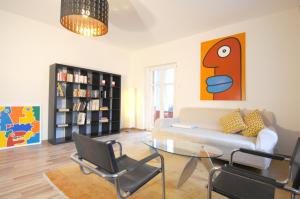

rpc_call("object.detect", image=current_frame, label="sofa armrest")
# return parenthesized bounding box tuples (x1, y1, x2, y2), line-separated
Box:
(154, 118, 179, 129)
(256, 127, 278, 153)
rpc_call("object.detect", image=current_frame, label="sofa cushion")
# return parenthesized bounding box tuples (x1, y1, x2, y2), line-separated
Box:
(241, 110, 265, 137)
(220, 110, 247, 134)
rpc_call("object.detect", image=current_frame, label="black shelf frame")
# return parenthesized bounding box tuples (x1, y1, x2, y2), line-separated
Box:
(48, 63, 121, 145)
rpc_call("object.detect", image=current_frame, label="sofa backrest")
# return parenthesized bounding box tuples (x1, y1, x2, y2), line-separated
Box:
(179, 107, 275, 131)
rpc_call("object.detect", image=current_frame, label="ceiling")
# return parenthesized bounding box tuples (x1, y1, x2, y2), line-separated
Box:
(0, 0, 299, 51)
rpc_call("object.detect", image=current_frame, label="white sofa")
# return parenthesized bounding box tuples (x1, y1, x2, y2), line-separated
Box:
(152, 108, 278, 169)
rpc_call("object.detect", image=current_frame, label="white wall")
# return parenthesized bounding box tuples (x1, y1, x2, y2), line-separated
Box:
(130, 8, 300, 155)
(0, 10, 131, 140)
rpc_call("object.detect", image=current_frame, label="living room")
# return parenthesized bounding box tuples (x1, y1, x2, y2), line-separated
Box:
(0, 0, 300, 198)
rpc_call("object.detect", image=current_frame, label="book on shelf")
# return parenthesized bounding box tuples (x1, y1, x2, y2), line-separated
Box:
(87, 73, 92, 84)
(57, 124, 69, 128)
(77, 112, 86, 125)
(91, 90, 99, 98)
(73, 102, 86, 111)
(73, 72, 88, 84)
(57, 69, 67, 81)
(74, 72, 79, 83)
(87, 100, 99, 111)
(100, 90, 107, 98)
(58, 108, 70, 112)
(86, 89, 91, 98)
(73, 89, 87, 97)
(67, 73, 73, 82)
(100, 106, 109, 111)
(100, 117, 109, 123)
(57, 82, 65, 97)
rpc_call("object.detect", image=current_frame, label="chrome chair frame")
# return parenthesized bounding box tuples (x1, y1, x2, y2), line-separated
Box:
(208, 148, 300, 199)
(71, 140, 166, 199)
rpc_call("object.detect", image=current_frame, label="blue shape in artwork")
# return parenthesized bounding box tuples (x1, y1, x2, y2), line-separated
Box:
(7, 124, 32, 132)
(27, 133, 40, 144)
(206, 75, 233, 93)
(207, 84, 233, 93)
(0, 107, 12, 131)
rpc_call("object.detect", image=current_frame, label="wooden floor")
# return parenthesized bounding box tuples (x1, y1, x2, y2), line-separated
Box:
(0, 131, 291, 199)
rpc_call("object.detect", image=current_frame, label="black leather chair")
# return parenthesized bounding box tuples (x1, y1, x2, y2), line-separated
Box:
(71, 134, 166, 199)
(208, 137, 300, 199)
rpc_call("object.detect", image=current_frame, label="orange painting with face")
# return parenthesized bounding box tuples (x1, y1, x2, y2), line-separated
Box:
(200, 33, 245, 100)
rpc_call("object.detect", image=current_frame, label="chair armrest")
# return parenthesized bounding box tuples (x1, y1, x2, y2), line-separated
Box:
(105, 140, 117, 144)
(105, 140, 123, 157)
(154, 118, 179, 129)
(231, 148, 292, 184)
(70, 152, 127, 178)
(230, 149, 289, 167)
(125, 152, 163, 172)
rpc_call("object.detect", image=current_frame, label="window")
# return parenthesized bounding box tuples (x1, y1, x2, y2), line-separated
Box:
(146, 63, 176, 130)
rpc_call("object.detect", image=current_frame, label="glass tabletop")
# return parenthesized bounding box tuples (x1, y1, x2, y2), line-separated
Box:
(143, 138, 223, 158)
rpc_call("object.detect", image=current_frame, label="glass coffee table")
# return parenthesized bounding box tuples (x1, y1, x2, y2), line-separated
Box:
(144, 138, 223, 188)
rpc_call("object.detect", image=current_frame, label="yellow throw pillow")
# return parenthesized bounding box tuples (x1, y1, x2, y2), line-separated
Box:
(241, 110, 265, 137)
(220, 110, 247, 134)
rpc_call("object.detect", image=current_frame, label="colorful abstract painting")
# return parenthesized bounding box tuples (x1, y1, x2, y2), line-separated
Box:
(0, 106, 41, 149)
(200, 33, 245, 100)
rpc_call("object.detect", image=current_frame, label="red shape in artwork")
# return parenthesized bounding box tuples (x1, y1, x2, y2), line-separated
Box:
(7, 131, 26, 147)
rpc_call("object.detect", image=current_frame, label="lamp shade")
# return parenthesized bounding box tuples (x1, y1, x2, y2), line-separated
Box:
(60, 0, 109, 37)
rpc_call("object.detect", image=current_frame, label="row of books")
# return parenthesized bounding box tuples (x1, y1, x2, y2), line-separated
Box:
(72, 89, 111, 98)
(90, 90, 99, 98)
(57, 106, 109, 112)
(57, 116, 110, 127)
(74, 73, 88, 84)
(87, 100, 99, 111)
(73, 89, 87, 97)
(57, 70, 118, 86)
(56, 87, 113, 98)
(57, 70, 68, 82)
(75, 115, 109, 125)
(73, 102, 86, 111)
(57, 70, 89, 84)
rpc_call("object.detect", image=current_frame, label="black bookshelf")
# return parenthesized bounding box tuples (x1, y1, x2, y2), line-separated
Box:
(48, 63, 121, 145)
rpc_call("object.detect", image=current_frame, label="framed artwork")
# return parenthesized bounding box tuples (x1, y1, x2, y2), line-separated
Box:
(0, 106, 41, 149)
(200, 32, 246, 100)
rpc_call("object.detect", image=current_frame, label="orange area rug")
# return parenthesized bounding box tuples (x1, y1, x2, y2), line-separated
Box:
(45, 160, 224, 199)
(44, 133, 288, 199)
(44, 133, 225, 199)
